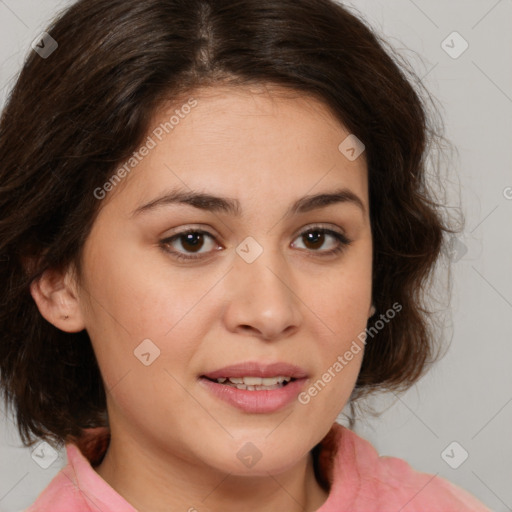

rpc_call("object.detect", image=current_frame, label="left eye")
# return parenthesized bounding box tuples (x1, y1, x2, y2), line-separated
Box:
(160, 226, 351, 261)
(291, 228, 347, 252)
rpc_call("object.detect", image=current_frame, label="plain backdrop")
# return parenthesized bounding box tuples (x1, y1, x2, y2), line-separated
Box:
(0, 1, 511, 511)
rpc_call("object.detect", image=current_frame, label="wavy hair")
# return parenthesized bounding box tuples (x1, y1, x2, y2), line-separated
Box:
(0, 0, 460, 448)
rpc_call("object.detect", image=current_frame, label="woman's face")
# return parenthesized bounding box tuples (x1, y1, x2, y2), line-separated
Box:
(72, 85, 373, 476)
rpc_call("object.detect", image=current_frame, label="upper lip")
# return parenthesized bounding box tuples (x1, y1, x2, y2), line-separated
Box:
(201, 361, 308, 380)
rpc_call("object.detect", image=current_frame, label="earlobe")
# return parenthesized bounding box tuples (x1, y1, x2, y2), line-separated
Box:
(368, 304, 376, 317)
(29, 266, 86, 333)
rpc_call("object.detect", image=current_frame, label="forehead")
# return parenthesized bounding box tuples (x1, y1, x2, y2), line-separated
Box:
(99, 84, 368, 216)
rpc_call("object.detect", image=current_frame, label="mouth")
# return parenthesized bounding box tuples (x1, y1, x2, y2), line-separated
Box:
(199, 362, 308, 413)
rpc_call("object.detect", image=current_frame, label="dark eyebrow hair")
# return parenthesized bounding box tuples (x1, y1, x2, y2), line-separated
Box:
(130, 186, 367, 218)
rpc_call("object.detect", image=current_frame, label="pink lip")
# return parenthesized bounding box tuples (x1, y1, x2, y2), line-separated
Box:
(199, 361, 309, 414)
(201, 361, 308, 380)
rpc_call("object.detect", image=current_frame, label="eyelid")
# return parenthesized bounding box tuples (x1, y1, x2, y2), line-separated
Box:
(290, 222, 346, 239)
(160, 224, 221, 246)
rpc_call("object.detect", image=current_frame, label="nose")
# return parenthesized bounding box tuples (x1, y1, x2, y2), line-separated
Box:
(221, 241, 303, 341)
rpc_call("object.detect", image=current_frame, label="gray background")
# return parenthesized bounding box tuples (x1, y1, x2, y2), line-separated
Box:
(0, 1, 511, 510)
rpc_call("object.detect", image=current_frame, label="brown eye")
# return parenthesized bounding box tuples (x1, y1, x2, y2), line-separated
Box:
(161, 229, 219, 261)
(178, 232, 206, 253)
(291, 227, 351, 256)
(302, 230, 327, 250)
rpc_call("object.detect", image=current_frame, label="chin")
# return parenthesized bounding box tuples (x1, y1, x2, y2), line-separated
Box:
(198, 436, 311, 477)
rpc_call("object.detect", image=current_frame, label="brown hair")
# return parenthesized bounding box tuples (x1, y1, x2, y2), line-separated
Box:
(0, 0, 460, 448)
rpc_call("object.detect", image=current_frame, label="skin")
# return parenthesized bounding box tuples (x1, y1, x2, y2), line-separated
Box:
(30, 84, 373, 512)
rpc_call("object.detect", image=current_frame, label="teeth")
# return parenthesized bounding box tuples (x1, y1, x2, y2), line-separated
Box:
(262, 376, 291, 386)
(242, 377, 263, 386)
(214, 375, 292, 389)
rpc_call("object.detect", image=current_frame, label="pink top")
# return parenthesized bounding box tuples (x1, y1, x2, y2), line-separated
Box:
(25, 422, 491, 511)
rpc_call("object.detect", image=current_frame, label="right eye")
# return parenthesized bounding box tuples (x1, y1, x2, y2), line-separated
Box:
(160, 229, 222, 261)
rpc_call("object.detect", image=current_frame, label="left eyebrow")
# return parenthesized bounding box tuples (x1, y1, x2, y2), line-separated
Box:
(130, 186, 366, 218)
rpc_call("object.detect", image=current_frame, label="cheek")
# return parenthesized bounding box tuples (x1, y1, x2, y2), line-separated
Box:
(80, 242, 216, 393)
(314, 259, 372, 343)
(303, 245, 371, 405)
(82, 234, 190, 335)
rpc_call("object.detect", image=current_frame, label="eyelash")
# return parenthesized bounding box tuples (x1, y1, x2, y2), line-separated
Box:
(160, 225, 352, 262)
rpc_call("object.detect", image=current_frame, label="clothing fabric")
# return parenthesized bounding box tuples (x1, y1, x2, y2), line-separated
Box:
(25, 422, 491, 511)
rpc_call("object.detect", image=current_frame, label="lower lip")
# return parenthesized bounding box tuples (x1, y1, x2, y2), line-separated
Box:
(199, 377, 307, 413)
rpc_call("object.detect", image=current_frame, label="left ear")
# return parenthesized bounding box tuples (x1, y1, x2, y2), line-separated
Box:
(29, 264, 86, 333)
(368, 304, 376, 318)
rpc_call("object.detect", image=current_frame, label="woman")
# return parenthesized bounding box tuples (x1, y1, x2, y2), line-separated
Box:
(0, 0, 490, 510)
